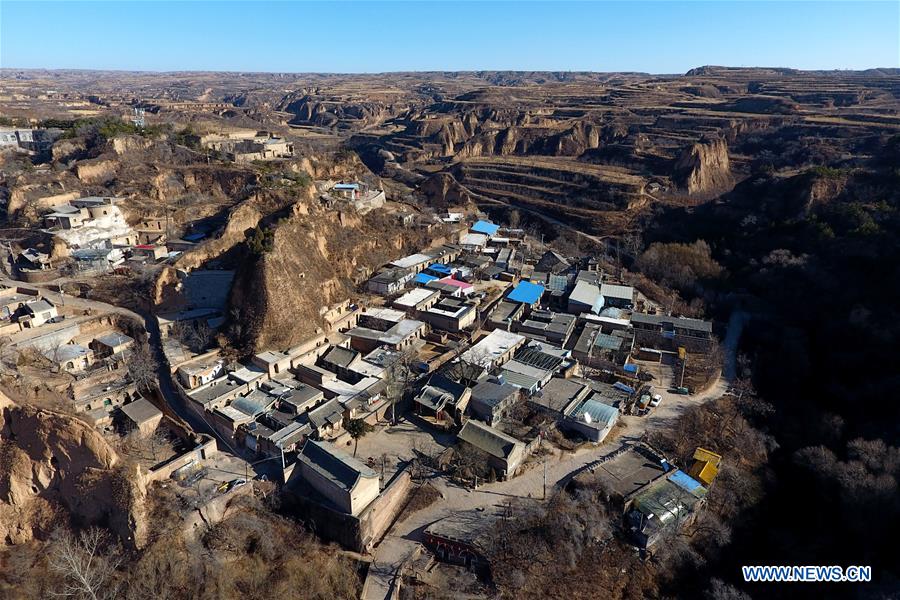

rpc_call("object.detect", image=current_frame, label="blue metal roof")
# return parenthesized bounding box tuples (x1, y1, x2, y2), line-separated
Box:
(333, 183, 359, 190)
(426, 263, 452, 275)
(414, 273, 438, 285)
(668, 469, 707, 495)
(471, 220, 500, 236)
(507, 281, 545, 305)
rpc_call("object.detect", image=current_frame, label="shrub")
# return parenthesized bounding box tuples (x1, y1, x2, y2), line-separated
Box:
(636, 240, 723, 291)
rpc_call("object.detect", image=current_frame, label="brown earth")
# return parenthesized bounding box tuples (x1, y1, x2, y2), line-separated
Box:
(0, 399, 148, 549)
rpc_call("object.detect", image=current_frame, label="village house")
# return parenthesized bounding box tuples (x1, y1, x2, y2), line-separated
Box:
(468, 380, 519, 427)
(625, 469, 708, 549)
(20, 299, 57, 327)
(515, 309, 576, 346)
(305, 398, 345, 439)
(567, 280, 603, 315)
(506, 280, 545, 308)
(600, 283, 635, 309)
(563, 395, 619, 443)
(486, 300, 525, 332)
(393, 287, 440, 314)
(413, 373, 471, 423)
(630, 313, 714, 352)
(460, 329, 526, 373)
(18, 248, 53, 272)
(177, 359, 225, 389)
(535, 250, 571, 274)
(43, 196, 137, 250)
(572, 322, 634, 367)
(120, 398, 164, 436)
(347, 311, 426, 353)
(420, 297, 477, 332)
(0, 285, 39, 320)
(367, 267, 414, 295)
(89, 331, 134, 359)
(457, 419, 525, 480)
(295, 439, 380, 516)
(459, 232, 488, 252)
(71, 378, 140, 424)
(131, 244, 168, 261)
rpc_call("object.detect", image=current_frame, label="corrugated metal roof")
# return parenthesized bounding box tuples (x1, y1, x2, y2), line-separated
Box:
(568, 398, 619, 427)
(500, 369, 541, 391)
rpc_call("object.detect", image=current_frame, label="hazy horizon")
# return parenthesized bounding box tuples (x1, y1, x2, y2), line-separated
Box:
(2, 1, 897, 73)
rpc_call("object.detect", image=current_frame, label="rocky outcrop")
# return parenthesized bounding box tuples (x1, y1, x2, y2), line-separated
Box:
(673, 137, 733, 195)
(112, 135, 153, 155)
(0, 402, 148, 548)
(417, 172, 473, 210)
(75, 155, 118, 184)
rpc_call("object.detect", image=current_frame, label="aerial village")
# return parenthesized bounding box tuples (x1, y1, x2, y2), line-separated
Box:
(0, 121, 730, 594)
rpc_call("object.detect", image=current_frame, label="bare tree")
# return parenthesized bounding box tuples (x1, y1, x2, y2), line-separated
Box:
(123, 427, 170, 463)
(48, 528, 122, 600)
(126, 343, 158, 394)
(440, 344, 489, 387)
(383, 347, 419, 425)
(171, 320, 212, 353)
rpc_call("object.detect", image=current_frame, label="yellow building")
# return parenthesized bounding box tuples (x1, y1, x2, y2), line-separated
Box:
(688, 447, 722, 486)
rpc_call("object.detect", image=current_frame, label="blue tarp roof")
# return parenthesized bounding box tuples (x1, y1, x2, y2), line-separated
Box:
(414, 273, 438, 284)
(668, 469, 706, 494)
(426, 263, 452, 275)
(333, 183, 359, 190)
(623, 363, 639, 373)
(613, 382, 635, 394)
(507, 281, 545, 305)
(471, 220, 500, 236)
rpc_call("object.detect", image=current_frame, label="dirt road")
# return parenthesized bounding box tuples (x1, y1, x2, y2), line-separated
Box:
(362, 309, 747, 600)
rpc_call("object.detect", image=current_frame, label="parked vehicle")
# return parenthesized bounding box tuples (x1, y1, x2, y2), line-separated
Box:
(649, 394, 662, 407)
(672, 386, 690, 395)
(228, 478, 248, 491)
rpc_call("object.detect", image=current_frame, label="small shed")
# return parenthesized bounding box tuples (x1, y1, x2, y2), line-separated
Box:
(120, 398, 163, 436)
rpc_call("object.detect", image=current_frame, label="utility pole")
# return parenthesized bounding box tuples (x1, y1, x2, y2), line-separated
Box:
(543, 461, 547, 500)
(680, 354, 687, 388)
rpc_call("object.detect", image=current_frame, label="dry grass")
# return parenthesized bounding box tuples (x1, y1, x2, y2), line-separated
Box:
(396, 483, 442, 524)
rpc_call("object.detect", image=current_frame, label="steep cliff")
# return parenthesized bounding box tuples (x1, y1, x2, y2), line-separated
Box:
(417, 172, 474, 210)
(230, 203, 446, 350)
(673, 137, 733, 195)
(0, 402, 148, 548)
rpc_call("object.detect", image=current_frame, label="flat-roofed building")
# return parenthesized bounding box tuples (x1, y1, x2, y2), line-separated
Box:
(469, 381, 519, 426)
(630, 313, 713, 352)
(487, 300, 525, 331)
(459, 330, 526, 371)
(421, 297, 477, 332)
(600, 283, 635, 309)
(393, 287, 440, 314)
(367, 267, 414, 295)
(567, 281, 603, 315)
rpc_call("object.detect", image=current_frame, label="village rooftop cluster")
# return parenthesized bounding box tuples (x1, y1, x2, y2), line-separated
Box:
(0, 122, 725, 585)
